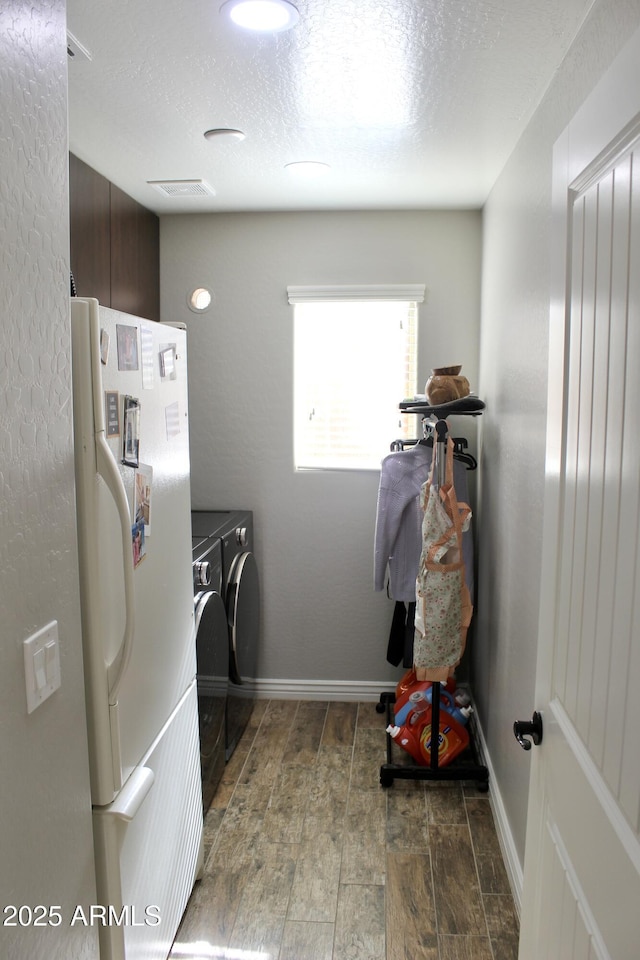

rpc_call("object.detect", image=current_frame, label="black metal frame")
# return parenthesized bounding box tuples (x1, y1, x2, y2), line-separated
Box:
(377, 688, 489, 789)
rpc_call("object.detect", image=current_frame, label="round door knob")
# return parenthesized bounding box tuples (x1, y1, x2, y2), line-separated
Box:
(513, 711, 543, 750)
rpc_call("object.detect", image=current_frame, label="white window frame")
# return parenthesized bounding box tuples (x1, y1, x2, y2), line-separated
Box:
(289, 284, 425, 472)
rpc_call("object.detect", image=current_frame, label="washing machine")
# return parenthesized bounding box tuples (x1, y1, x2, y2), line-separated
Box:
(191, 510, 260, 760)
(192, 533, 229, 811)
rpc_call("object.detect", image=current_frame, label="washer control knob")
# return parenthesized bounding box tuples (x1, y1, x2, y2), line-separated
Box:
(194, 561, 212, 587)
(236, 526, 248, 547)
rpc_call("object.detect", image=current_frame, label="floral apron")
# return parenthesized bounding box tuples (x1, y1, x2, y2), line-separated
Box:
(414, 437, 472, 682)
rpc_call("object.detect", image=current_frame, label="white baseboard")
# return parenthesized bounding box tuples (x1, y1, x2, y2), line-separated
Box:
(471, 701, 524, 918)
(250, 678, 397, 702)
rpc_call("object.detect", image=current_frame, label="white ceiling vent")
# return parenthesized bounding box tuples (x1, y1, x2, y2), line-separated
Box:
(147, 179, 216, 198)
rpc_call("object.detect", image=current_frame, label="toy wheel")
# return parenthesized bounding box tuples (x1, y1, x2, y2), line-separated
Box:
(375, 701, 386, 714)
(477, 780, 489, 793)
(380, 773, 393, 788)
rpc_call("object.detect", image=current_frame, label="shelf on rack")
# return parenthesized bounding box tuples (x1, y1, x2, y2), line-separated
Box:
(377, 691, 489, 790)
(400, 396, 486, 417)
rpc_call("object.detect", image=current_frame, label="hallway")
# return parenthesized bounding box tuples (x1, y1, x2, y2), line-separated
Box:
(171, 699, 519, 960)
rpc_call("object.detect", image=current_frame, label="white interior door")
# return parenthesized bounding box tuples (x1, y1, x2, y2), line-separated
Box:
(519, 29, 640, 960)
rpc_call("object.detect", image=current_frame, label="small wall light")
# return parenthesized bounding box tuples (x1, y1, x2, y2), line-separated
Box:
(188, 287, 213, 313)
(220, 0, 299, 33)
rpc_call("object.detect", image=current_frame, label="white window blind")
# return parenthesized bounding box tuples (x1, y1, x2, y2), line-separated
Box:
(290, 285, 424, 471)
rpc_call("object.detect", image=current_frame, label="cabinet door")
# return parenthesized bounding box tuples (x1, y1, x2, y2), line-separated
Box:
(69, 153, 111, 306)
(110, 184, 160, 322)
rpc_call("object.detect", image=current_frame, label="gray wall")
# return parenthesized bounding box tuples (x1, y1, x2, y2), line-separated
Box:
(0, 2, 97, 957)
(161, 210, 481, 687)
(476, 0, 640, 872)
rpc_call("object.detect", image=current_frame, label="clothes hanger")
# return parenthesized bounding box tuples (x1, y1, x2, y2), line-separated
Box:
(389, 436, 477, 469)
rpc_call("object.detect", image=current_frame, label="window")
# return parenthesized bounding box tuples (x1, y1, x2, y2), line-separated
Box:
(290, 285, 424, 470)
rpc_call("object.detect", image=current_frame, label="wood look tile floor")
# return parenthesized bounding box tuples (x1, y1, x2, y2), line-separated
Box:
(170, 700, 519, 960)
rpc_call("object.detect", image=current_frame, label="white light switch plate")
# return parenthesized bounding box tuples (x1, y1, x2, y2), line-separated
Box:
(24, 621, 61, 713)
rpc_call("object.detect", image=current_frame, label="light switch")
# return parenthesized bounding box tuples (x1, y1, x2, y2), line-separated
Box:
(24, 621, 61, 714)
(33, 647, 47, 690)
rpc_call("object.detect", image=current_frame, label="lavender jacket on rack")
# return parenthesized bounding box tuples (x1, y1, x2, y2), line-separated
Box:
(374, 443, 475, 603)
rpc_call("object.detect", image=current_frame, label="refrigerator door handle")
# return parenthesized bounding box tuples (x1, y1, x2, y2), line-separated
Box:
(87, 303, 136, 706)
(93, 765, 155, 823)
(96, 433, 136, 705)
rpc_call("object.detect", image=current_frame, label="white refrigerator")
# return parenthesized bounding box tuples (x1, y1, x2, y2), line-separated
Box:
(70, 298, 203, 960)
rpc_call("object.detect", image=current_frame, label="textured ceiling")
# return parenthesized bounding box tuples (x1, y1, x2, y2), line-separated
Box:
(66, 0, 592, 214)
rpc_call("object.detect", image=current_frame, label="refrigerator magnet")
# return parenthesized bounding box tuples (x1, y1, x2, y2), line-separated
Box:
(105, 391, 120, 437)
(140, 325, 154, 389)
(159, 344, 177, 380)
(122, 395, 140, 467)
(132, 518, 146, 568)
(134, 463, 153, 536)
(116, 324, 139, 371)
(165, 401, 181, 439)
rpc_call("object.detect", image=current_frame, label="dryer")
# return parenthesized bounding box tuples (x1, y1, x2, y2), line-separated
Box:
(192, 533, 228, 811)
(191, 511, 260, 760)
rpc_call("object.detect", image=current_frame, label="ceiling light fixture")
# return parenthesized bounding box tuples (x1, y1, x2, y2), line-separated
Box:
(204, 128, 246, 141)
(219, 0, 299, 33)
(285, 161, 331, 177)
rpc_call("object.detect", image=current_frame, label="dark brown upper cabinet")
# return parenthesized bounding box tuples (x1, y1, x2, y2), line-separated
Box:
(69, 153, 111, 307)
(69, 154, 160, 322)
(109, 183, 160, 321)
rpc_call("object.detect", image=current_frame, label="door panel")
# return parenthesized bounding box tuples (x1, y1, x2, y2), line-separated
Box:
(603, 154, 638, 797)
(93, 683, 202, 960)
(539, 813, 603, 960)
(520, 26, 640, 959)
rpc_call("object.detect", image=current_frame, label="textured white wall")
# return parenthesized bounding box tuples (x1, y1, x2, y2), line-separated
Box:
(161, 210, 481, 685)
(0, 4, 97, 957)
(477, 0, 640, 872)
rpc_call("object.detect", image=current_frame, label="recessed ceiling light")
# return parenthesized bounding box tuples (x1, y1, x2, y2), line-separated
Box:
(204, 128, 246, 141)
(284, 161, 331, 178)
(219, 0, 299, 33)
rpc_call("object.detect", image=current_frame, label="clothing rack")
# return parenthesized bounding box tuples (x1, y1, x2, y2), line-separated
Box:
(377, 407, 489, 791)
